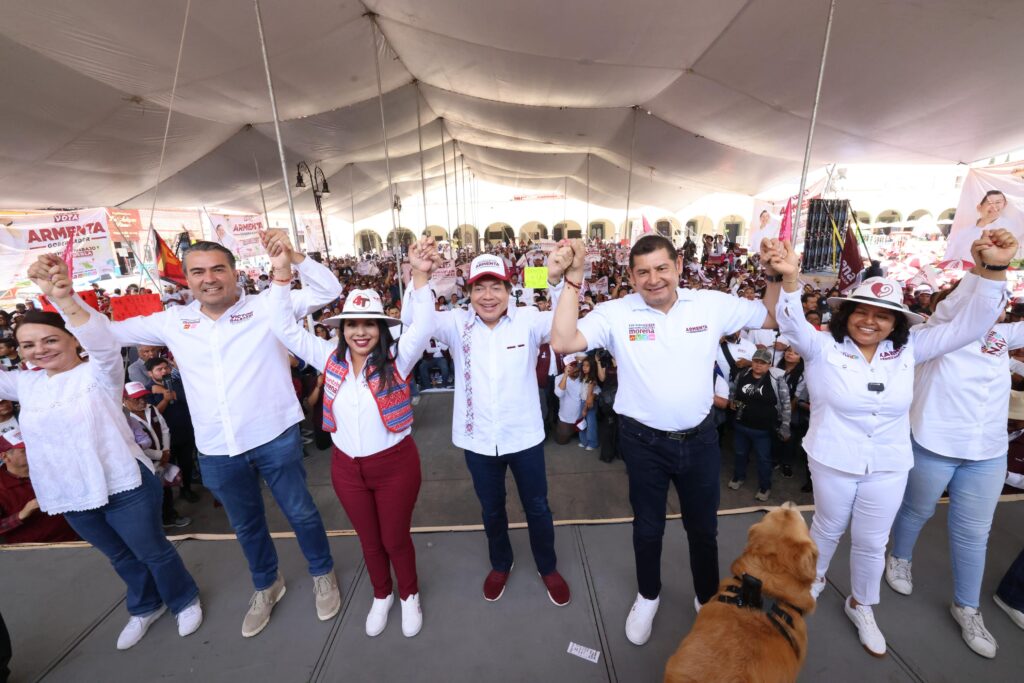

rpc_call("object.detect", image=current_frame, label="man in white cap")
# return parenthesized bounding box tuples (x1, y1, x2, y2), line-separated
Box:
(550, 234, 784, 645)
(406, 250, 573, 606)
(35, 230, 343, 639)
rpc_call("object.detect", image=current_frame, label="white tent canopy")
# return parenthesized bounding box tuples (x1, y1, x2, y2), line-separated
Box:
(1, 0, 1022, 222)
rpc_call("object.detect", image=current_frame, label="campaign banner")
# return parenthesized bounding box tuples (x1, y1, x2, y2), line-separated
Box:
(0, 208, 117, 286)
(109, 293, 164, 321)
(356, 260, 380, 276)
(589, 276, 609, 295)
(943, 161, 1024, 262)
(107, 208, 144, 243)
(210, 214, 265, 259)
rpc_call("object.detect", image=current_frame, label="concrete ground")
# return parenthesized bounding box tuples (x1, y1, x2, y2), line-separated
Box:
(171, 391, 814, 534)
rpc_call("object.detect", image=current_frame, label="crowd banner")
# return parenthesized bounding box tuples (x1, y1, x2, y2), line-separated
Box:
(109, 293, 164, 321)
(209, 213, 265, 259)
(107, 208, 143, 244)
(0, 208, 118, 287)
(429, 265, 458, 298)
(40, 290, 100, 313)
(943, 161, 1024, 262)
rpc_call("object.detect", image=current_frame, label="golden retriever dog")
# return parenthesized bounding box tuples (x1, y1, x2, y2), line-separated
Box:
(664, 503, 819, 683)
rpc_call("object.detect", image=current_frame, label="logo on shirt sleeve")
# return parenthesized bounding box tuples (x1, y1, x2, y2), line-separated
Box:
(628, 323, 656, 341)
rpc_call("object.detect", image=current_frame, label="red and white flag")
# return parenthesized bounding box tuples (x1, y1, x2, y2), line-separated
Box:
(778, 197, 795, 243)
(642, 215, 653, 234)
(61, 226, 76, 274)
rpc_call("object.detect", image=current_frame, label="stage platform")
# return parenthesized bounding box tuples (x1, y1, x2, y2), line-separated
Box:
(3, 501, 1022, 682)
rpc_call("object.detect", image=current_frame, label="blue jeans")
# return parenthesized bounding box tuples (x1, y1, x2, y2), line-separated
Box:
(464, 443, 557, 575)
(580, 402, 599, 448)
(64, 462, 199, 616)
(732, 423, 774, 492)
(418, 357, 451, 388)
(618, 415, 721, 603)
(891, 438, 1006, 608)
(199, 424, 333, 590)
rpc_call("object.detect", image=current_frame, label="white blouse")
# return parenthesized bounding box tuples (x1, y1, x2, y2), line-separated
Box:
(775, 273, 1006, 475)
(268, 281, 436, 457)
(0, 309, 153, 514)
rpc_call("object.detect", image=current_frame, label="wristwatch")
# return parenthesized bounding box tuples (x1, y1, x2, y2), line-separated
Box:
(765, 274, 784, 283)
(981, 262, 1009, 271)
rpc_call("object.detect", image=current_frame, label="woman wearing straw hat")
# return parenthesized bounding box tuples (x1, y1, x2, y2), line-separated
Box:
(2, 256, 202, 651)
(886, 280, 1024, 658)
(762, 229, 1016, 657)
(264, 235, 439, 639)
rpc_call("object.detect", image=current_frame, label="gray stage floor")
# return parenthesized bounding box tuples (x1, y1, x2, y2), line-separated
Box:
(172, 391, 815, 535)
(3, 502, 1022, 682)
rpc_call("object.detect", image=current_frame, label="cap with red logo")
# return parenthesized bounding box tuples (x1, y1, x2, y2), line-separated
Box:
(827, 277, 924, 325)
(323, 288, 402, 328)
(123, 382, 150, 399)
(467, 254, 510, 286)
(0, 429, 24, 453)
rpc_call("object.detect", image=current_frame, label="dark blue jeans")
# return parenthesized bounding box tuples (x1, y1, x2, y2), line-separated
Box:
(64, 462, 199, 616)
(619, 415, 720, 603)
(464, 443, 557, 575)
(732, 422, 774, 492)
(997, 547, 1024, 611)
(199, 424, 333, 590)
(418, 357, 451, 388)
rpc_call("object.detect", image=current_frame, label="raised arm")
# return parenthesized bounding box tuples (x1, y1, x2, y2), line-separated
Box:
(913, 230, 1015, 363)
(394, 237, 441, 377)
(28, 254, 128, 392)
(763, 239, 827, 362)
(262, 229, 343, 319)
(549, 240, 589, 354)
(266, 265, 335, 372)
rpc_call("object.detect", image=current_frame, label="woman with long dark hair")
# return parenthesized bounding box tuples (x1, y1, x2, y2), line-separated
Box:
(266, 236, 438, 639)
(765, 230, 1015, 657)
(774, 346, 807, 480)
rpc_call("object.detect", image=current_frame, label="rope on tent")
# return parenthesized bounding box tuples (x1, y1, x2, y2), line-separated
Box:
(415, 84, 429, 234)
(138, 0, 192, 291)
(440, 123, 452, 239)
(253, 153, 270, 231)
(254, 0, 301, 249)
(792, 0, 838, 242)
(623, 105, 639, 243)
(368, 16, 402, 299)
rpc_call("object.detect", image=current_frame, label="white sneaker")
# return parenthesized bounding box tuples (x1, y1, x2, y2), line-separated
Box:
(810, 575, 827, 601)
(176, 600, 203, 637)
(884, 555, 913, 595)
(625, 593, 660, 646)
(116, 606, 167, 650)
(365, 594, 394, 637)
(578, 442, 585, 448)
(411, 396, 421, 406)
(993, 594, 1024, 630)
(844, 597, 886, 657)
(951, 603, 998, 658)
(401, 593, 423, 638)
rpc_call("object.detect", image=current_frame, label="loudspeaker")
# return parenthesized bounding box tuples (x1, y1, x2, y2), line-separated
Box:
(801, 199, 851, 273)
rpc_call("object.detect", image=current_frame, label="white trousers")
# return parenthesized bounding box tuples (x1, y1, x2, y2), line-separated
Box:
(808, 459, 909, 605)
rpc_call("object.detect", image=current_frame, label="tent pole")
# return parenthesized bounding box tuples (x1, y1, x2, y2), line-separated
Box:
(415, 86, 429, 234)
(623, 106, 639, 243)
(253, 153, 271, 232)
(792, 0, 838, 245)
(586, 153, 590, 239)
(452, 143, 461, 249)
(253, 0, 301, 250)
(441, 123, 452, 240)
(368, 16, 402, 300)
(349, 165, 357, 256)
(141, 0, 191, 289)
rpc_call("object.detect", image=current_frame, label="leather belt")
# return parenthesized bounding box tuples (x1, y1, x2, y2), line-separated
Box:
(621, 414, 711, 442)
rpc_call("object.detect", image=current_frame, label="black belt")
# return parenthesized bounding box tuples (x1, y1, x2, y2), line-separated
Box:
(716, 574, 805, 658)
(621, 414, 712, 442)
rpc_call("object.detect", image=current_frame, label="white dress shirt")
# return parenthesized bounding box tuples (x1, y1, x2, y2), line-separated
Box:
(267, 281, 436, 457)
(93, 257, 342, 456)
(911, 287, 1024, 460)
(578, 288, 767, 431)
(776, 273, 1007, 475)
(717, 336, 757, 375)
(433, 304, 555, 455)
(0, 307, 153, 514)
(554, 373, 585, 423)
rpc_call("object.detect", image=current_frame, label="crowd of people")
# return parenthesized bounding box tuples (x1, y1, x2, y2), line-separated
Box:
(2, 222, 1024, 681)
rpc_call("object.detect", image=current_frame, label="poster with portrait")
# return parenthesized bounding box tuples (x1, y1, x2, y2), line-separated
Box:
(943, 162, 1024, 263)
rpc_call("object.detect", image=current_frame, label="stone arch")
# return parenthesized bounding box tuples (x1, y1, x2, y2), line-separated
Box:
(588, 218, 614, 240)
(519, 221, 549, 242)
(453, 224, 480, 250)
(423, 225, 449, 241)
(354, 229, 383, 254)
(386, 227, 417, 250)
(552, 220, 582, 241)
(876, 209, 902, 225)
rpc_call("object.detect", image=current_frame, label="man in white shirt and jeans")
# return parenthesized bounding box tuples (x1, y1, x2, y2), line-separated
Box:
(66, 233, 344, 639)
(550, 235, 783, 645)
(411, 253, 573, 607)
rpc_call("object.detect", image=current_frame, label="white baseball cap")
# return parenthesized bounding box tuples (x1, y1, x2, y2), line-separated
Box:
(827, 277, 924, 325)
(123, 382, 150, 399)
(323, 288, 401, 328)
(466, 254, 510, 286)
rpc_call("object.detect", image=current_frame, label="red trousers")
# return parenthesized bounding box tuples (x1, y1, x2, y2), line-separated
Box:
(331, 435, 422, 599)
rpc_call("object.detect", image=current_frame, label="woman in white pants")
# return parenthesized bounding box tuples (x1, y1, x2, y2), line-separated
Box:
(886, 283, 1024, 658)
(763, 231, 1014, 657)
